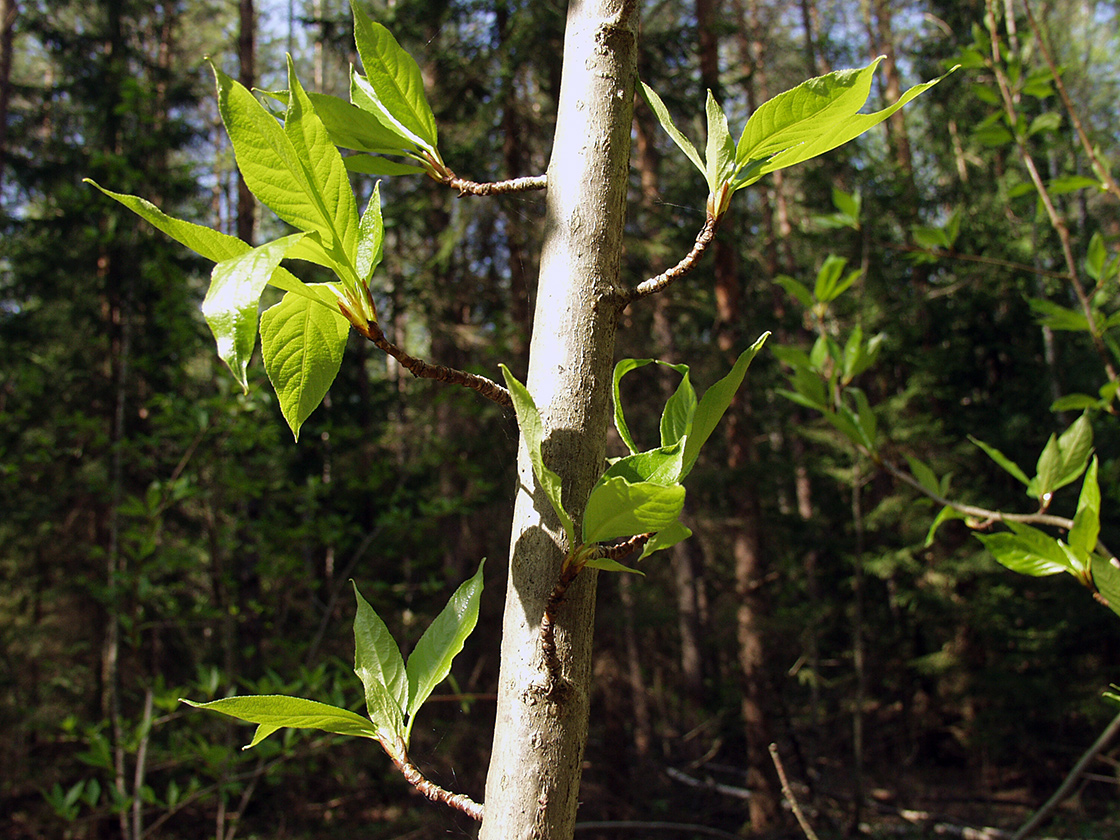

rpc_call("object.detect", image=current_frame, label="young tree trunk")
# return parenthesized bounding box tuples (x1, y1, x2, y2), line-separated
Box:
(479, 2, 637, 838)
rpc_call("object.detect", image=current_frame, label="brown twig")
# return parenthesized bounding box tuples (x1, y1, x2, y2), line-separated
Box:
(354, 319, 513, 409)
(768, 743, 821, 840)
(439, 172, 548, 196)
(600, 532, 652, 561)
(984, 3, 1117, 382)
(389, 749, 484, 821)
(625, 216, 718, 302)
(1020, 0, 1120, 205)
(539, 557, 582, 686)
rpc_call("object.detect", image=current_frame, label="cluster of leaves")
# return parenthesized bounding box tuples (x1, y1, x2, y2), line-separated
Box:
(500, 335, 768, 573)
(184, 565, 484, 764)
(641, 58, 954, 219)
(88, 1, 448, 440)
(772, 192, 1120, 624)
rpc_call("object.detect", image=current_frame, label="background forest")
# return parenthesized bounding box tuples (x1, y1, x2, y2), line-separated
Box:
(2, 0, 1119, 838)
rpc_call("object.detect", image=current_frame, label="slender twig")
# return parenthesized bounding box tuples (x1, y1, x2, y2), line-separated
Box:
(539, 537, 651, 683)
(388, 750, 485, 821)
(438, 172, 548, 196)
(354, 319, 513, 409)
(1012, 709, 1120, 840)
(1020, 0, 1120, 204)
(875, 452, 1117, 567)
(769, 744, 821, 840)
(600, 533, 652, 561)
(985, 3, 1117, 382)
(625, 216, 718, 302)
(539, 558, 582, 685)
(878, 242, 1074, 283)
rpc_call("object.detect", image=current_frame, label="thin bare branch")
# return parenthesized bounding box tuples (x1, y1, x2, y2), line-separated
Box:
(625, 216, 718, 302)
(769, 744, 821, 840)
(600, 532, 652, 560)
(1020, 0, 1120, 204)
(355, 319, 513, 409)
(984, 3, 1117, 382)
(1013, 709, 1120, 839)
(439, 172, 548, 196)
(390, 751, 485, 821)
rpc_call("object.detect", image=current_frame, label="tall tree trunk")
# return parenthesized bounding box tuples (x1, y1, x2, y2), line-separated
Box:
(0, 0, 17, 195)
(236, 0, 256, 245)
(479, 2, 637, 837)
(699, 0, 782, 831)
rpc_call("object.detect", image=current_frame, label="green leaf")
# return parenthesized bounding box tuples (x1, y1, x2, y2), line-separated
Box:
(583, 556, 644, 574)
(259, 288, 352, 440)
(976, 528, 1072, 577)
(1027, 298, 1090, 332)
(351, 4, 438, 152)
(660, 365, 696, 447)
(213, 63, 358, 283)
(735, 59, 954, 187)
(603, 442, 686, 487)
(309, 90, 417, 153)
(203, 233, 308, 392)
(905, 454, 941, 497)
(344, 154, 427, 176)
(968, 435, 1031, 486)
(637, 520, 692, 561)
(87, 180, 248, 263)
(182, 696, 379, 748)
(775, 275, 814, 309)
(681, 334, 769, 478)
(404, 561, 484, 740)
(611, 358, 656, 454)
(1028, 112, 1062, 136)
(814, 255, 858, 302)
(356, 182, 384, 284)
(704, 90, 736, 194)
(1086, 232, 1108, 281)
(849, 388, 877, 446)
(1031, 413, 1093, 500)
(582, 477, 686, 543)
(1090, 554, 1120, 619)
(499, 366, 577, 546)
(352, 582, 407, 720)
(1051, 393, 1102, 412)
(831, 187, 861, 220)
(639, 82, 705, 178)
(925, 504, 966, 547)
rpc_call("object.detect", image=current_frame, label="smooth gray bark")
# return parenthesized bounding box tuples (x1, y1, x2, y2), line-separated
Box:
(479, 2, 637, 838)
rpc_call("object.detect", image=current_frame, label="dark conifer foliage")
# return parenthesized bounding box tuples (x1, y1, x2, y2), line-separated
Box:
(2, 0, 1119, 837)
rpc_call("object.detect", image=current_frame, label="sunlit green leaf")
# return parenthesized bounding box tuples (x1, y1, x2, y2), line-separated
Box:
(405, 561, 484, 741)
(637, 520, 692, 561)
(203, 233, 308, 391)
(583, 477, 685, 543)
(1091, 555, 1120, 619)
(968, 435, 1031, 486)
(259, 288, 351, 440)
(612, 358, 656, 454)
(182, 696, 379, 749)
(681, 334, 769, 478)
(499, 366, 576, 546)
(639, 82, 705, 178)
(976, 528, 1073, 577)
(352, 582, 407, 719)
(351, 3, 438, 152)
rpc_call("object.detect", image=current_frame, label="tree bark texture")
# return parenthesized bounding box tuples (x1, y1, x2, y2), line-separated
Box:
(479, 2, 638, 838)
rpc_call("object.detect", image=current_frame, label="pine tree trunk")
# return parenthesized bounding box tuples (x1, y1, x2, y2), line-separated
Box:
(236, 0, 256, 245)
(479, 2, 637, 837)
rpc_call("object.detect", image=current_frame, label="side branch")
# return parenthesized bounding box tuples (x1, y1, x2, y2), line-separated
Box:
(439, 172, 548, 196)
(390, 750, 485, 821)
(355, 320, 513, 409)
(539, 537, 650, 684)
(624, 217, 718, 303)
